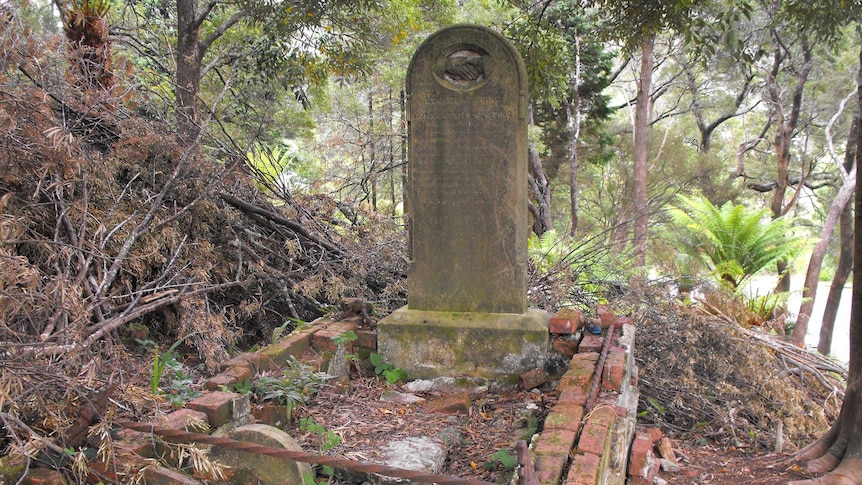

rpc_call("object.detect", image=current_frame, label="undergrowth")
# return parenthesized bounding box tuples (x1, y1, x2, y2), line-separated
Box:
(635, 300, 841, 450)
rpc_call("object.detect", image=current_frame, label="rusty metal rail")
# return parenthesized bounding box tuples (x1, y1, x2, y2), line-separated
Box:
(116, 420, 497, 485)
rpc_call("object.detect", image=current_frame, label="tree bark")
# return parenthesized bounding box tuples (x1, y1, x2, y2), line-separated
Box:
(791, 171, 855, 346)
(632, 35, 654, 267)
(527, 105, 552, 236)
(176, 0, 202, 146)
(567, 35, 582, 237)
(768, 31, 811, 293)
(790, 40, 862, 485)
(819, 117, 858, 355)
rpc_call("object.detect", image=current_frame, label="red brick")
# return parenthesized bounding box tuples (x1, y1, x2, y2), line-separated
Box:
(579, 334, 603, 353)
(18, 468, 67, 485)
(158, 408, 210, 432)
(220, 352, 252, 372)
(115, 429, 156, 457)
(423, 391, 471, 414)
(544, 402, 585, 432)
(614, 315, 633, 329)
(204, 372, 238, 391)
(260, 328, 314, 366)
(550, 308, 583, 334)
(355, 328, 377, 350)
(535, 454, 568, 485)
(597, 304, 615, 328)
(644, 426, 664, 444)
(629, 434, 655, 477)
(564, 452, 600, 485)
(601, 350, 626, 391)
(312, 322, 359, 354)
(553, 338, 579, 356)
(557, 386, 588, 406)
(224, 364, 253, 383)
(188, 391, 242, 427)
(576, 406, 616, 455)
(246, 352, 275, 372)
(533, 429, 577, 457)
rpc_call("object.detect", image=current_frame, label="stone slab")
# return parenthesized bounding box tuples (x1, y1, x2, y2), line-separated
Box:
(377, 306, 548, 380)
(209, 424, 312, 485)
(405, 24, 529, 314)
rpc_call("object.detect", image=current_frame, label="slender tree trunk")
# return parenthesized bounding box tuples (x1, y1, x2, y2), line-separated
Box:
(527, 106, 552, 236)
(632, 35, 654, 267)
(819, 201, 853, 355)
(790, 39, 862, 485)
(567, 35, 582, 237)
(819, 117, 858, 355)
(768, 31, 812, 294)
(792, 171, 855, 346)
(176, 0, 202, 146)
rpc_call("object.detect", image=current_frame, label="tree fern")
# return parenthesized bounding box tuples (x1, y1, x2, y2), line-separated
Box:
(668, 195, 805, 289)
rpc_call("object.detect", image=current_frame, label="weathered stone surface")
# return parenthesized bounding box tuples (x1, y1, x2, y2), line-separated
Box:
(379, 307, 548, 380)
(380, 390, 426, 404)
(377, 436, 446, 484)
(210, 424, 312, 485)
(377, 24, 548, 379)
(404, 24, 529, 314)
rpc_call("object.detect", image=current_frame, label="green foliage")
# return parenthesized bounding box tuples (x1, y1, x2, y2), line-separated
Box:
(369, 353, 407, 384)
(253, 356, 330, 420)
(668, 195, 806, 289)
(332, 330, 358, 347)
(142, 337, 202, 407)
(482, 449, 518, 471)
(300, 417, 342, 451)
(273, 318, 306, 344)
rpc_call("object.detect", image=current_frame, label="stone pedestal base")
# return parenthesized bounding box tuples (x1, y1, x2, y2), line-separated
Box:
(377, 306, 549, 381)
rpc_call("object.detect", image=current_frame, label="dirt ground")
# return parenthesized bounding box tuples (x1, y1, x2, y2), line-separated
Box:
(664, 442, 820, 484)
(278, 374, 824, 485)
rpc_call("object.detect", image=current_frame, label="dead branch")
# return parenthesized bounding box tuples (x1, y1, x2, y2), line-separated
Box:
(219, 192, 342, 255)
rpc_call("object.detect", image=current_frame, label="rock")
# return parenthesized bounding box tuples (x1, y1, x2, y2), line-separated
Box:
(660, 458, 681, 473)
(209, 424, 312, 485)
(380, 390, 425, 404)
(423, 391, 471, 415)
(404, 379, 435, 393)
(378, 436, 446, 484)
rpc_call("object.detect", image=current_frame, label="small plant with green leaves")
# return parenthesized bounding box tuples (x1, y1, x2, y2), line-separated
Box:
(273, 317, 307, 344)
(299, 417, 342, 452)
(253, 356, 331, 420)
(482, 449, 518, 471)
(369, 353, 407, 384)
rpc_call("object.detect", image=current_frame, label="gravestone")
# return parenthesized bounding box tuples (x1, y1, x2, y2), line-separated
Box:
(377, 25, 548, 380)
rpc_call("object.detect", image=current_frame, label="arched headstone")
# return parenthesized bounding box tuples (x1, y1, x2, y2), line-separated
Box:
(378, 25, 548, 380)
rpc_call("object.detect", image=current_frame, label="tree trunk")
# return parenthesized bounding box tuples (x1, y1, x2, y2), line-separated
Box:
(567, 35, 582, 237)
(791, 171, 855, 346)
(790, 40, 862, 485)
(632, 35, 654, 267)
(176, 0, 202, 146)
(768, 31, 811, 295)
(819, 201, 853, 356)
(820, 117, 858, 355)
(527, 105, 552, 236)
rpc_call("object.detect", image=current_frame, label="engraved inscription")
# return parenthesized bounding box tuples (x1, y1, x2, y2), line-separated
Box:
(413, 110, 513, 121)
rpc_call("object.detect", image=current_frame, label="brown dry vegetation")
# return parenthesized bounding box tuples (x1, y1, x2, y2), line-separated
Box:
(0, 10, 407, 470)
